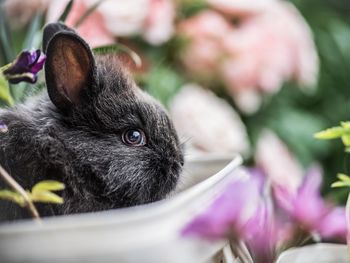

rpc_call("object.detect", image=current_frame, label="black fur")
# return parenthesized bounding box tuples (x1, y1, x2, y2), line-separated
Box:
(0, 23, 183, 221)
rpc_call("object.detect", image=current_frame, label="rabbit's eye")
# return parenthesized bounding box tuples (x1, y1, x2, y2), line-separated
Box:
(122, 129, 147, 146)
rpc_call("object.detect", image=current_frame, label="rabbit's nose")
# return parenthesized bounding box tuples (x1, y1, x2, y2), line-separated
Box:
(180, 158, 184, 166)
(179, 152, 184, 166)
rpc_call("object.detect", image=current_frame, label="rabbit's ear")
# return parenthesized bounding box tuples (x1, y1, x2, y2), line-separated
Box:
(45, 31, 96, 112)
(43, 22, 75, 53)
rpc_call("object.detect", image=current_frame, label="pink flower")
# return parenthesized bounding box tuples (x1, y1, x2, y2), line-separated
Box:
(255, 131, 303, 195)
(182, 169, 287, 262)
(179, 1, 318, 113)
(182, 169, 263, 240)
(169, 84, 249, 155)
(46, 0, 114, 47)
(274, 166, 347, 242)
(99, 0, 175, 44)
(318, 207, 347, 241)
(245, 199, 278, 263)
(143, 0, 176, 45)
(97, 0, 149, 36)
(221, 1, 318, 93)
(178, 11, 232, 78)
(47, 0, 175, 46)
(182, 166, 347, 262)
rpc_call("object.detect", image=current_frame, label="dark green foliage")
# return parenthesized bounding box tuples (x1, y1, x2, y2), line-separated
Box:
(58, 0, 74, 22)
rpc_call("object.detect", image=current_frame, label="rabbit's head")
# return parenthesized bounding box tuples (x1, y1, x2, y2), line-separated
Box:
(43, 23, 184, 211)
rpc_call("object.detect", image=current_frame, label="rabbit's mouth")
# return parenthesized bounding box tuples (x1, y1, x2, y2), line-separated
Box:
(149, 160, 183, 199)
(81, 163, 182, 209)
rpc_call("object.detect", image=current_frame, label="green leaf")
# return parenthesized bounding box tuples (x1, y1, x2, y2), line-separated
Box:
(267, 105, 328, 167)
(0, 6, 15, 63)
(314, 127, 345, 139)
(93, 44, 142, 68)
(32, 180, 65, 194)
(143, 66, 184, 106)
(0, 190, 25, 206)
(74, 0, 104, 27)
(178, 0, 209, 18)
(59, 0, 74, 22)
(341, 122, 350, 129)
(23, 13, 42, 49)
(10, 82, 29, 103)
(331, 173, 350, 188)
(30, 191, 64, 204)
(0, 73, 14, 106)
(331, 181, 350, 188)
(341, 134, 350, 147)
(337, 173, 350, 182)
(31, 180, 65, 204)
(328, 20, 350, 74)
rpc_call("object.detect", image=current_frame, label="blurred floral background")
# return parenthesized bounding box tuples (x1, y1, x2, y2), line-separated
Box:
(0, 0, 350, 203)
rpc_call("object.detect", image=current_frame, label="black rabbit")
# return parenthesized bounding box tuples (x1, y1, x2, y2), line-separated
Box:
(0, 23, 184, 221)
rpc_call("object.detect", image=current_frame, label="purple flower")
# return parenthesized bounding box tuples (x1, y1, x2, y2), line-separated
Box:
(245, 199, 277, 263)
(318, 207, 347, 242)
(182, 165, 347, 263)
(182, 169, 288, 263)
(3, 49, 46, 84)
(182, 169, 263, 240)
(274, 165, 347, 242)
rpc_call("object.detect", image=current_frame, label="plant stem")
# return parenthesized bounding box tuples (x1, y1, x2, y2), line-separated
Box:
(346, 192, 350, 263)
(0, 63, 11, 71)
(230, 240, 254, 263)
(0, 165, 41, 221)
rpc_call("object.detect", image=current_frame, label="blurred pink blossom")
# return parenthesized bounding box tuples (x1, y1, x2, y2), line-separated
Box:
(178, 11, 231, 79)
(274, 166, 347, 242)
(169, 84, 249, 155)
(318, 207, 347, 241)
(245, 198, 278, 263)
(183, 166, 347, 262)
(255, 131, 304, 194)
(143, 0, 176, 45)
(182, 169, 289, 262)
(95, 0, 149, 36)
(46, 0, 114, 47)
(182, 169, 263, 240)
(179, 0, 318, 113)
(221, 1, 318, 92)
(47, 0, 175, 47)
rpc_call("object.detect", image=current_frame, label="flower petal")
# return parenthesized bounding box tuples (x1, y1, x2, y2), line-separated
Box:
(298, 165, 323, 197)
(3, 49, 45, 84)
(245, 199, 277, 263)
(318, 207, 347, 242)
(30, 53, 46, 74)
(28, 49, 41, 67)
(4, 51, 32, 75)
(182, 170, 262, 240)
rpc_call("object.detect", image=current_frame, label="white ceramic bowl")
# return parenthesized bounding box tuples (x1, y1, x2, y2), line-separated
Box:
(276, 244, 348, 263)
(0, 154, 243, 263)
